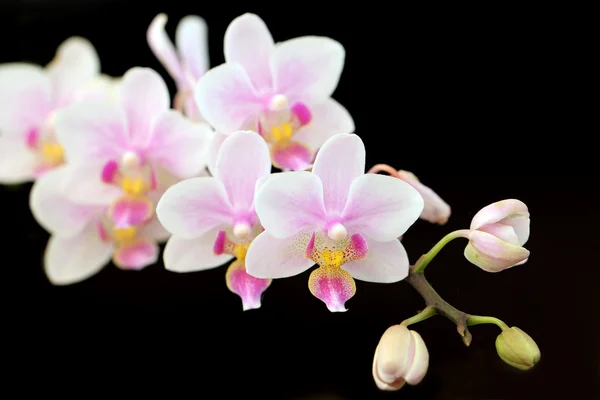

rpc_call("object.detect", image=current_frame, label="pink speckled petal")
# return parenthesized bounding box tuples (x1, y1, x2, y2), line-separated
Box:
(30, 165, 103, 237)
(147, 14, 186, 84)
(214, 130, 271, 213)
(147, 110, 212, 178)
(54, 100, 128, 165)
(226, 260, 272, 311)
(156, 177, 233, 239)
(0, 135, 39, 184)
(292, 98, 355, 153)
(465, 230, 530, 272)
(119, 67, 170, 142)
(396, 170, 451, 225)
(254, 171, 326, 238)
(44, 222, 113, 285)
(113, 239, 159, 270)
(46, 37, 100, 107)
(224, 13, 274, 92)
(342, 238, 409, 283)
(0, 63, 51, 135)
(245, 231, 315, 279)
(312, 133, 365, 215)
(270, 140, 313, 171)
(308, 266, 356, 312)
(470, 199, 529, 231)
(195, 63, 263, 134)
(163, 231, 233, 272)
(175, 15, 209, 81)
(271, 36, 344, 104)
(108, 196, 154, 229)
(342, 174, 424, 242)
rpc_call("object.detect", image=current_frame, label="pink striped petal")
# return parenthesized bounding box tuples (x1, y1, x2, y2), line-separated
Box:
(341, 174, 424, 242)
(312, 133, 365, 215)
(175, 15, 209, 81)
(156, 177, 233, 239)
(119, 67, 170, 143)
(214, 130, 271, 213)
(113, 239, 159, 270)
(308, 265, 356, 312)
(254, 171, 326, 238)
(194, 63, 263, 134)
(270, 140, 313, 171)
(224, 13, 274, 92)
(226, 260, 272, 311)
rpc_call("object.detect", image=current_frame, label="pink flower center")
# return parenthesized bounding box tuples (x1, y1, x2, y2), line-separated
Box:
(25, 125, 65, 174)
(258, 98, 312, 146)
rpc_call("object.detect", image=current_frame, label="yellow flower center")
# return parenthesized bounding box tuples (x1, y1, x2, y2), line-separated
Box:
(233, 243, 250, 261)
(120, 176, 148, 196)
(321, 249, 344, 268)
(40, 141, 64, 166)
(113, 226, 137, 243)
(269, 122, 294, 143)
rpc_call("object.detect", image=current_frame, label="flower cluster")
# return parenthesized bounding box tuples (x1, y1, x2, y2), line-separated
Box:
(0, 12, 539, 391)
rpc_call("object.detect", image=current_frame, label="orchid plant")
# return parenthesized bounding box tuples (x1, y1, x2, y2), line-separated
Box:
(0, 11, 540, 392)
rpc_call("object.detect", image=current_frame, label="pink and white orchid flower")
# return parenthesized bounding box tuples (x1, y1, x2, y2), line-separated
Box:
(195, 13, 355, 171)
(147, 13, 209, 121)
(246, 133, 425, 312)
(156, 130, 272, 310)
(0, 37, 101, 183)
(367, 165, 451, 225)
(30, 165, 170, 285)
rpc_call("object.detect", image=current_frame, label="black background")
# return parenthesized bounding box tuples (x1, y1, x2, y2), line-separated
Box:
(2, 1, 598, 399)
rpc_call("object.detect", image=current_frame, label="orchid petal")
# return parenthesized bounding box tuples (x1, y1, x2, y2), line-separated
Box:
(292, 98, 355, 152)
(224, 13, 274, 91)
(109, 196, 154, 229)
(0, 63, 51, 134)
(164, 231, 233, 273)
(215, 130, 271, 213)
(156, 177, 233, 239)
(30, 166, 102, 237)
(342, 174, 424, 242)
(471, 199, 529, 230)
(342, 238, 409, 283)
(72, 74, 120, 103)
(147, 110, 212, 178)
(254, 171, 326, 238)
(54, 100, 128, 164)
(271, 36, 344, 104)
(270, 140, 313, 171)
(245, 231, 315, 279)
(478, 223, 520, 246)
(0, 136, 38, 183)
(226, 260, 272, 311)
(308, 265, 356, 312)
(113, 239, 159, 270)
(195, 63, 262, 134)
(175, 15, 209, 80)
(465, 231, 530, 272)
(147, 14, 185, 84)
(206, 131, 229, 176)
(119, 67, 170, 142)
(44, 224, 113, 285)
(312, 133, 365, 215)
(396, 170, 451, 225)
(46, 37, 100, 107)
(60, 161, 122, 205)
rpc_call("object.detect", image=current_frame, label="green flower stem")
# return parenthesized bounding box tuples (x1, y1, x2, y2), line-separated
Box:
(401, 306, 437, 327)
(413, 229, 470, 274)
(467, 315, 509, 331)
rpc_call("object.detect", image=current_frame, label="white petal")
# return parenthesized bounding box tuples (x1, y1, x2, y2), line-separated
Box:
(245, 231, 314, 279)
(175, 15, 209, 80)
(0, 135, 38, 184)
(164, 232, 233, 273)
(44, 224, 113, 285)
(343, 239, 409, 283)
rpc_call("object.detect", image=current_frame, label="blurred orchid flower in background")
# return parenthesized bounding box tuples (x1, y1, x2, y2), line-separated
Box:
(246, 133, 424, 312)
(28, 66, 213, 285)
(147, 13, 209, 121)
(0, 37, 111, 183)
(195, 13, 354, 171)
(157, 131, 272, 310)
(367, 164, 451, 225)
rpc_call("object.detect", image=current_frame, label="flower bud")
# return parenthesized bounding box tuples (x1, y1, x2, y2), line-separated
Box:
(396, 170, 451, 225)
(496, 327, 540, 370)
(465, 199, 530, 272)
(372, 325, 429, 391)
